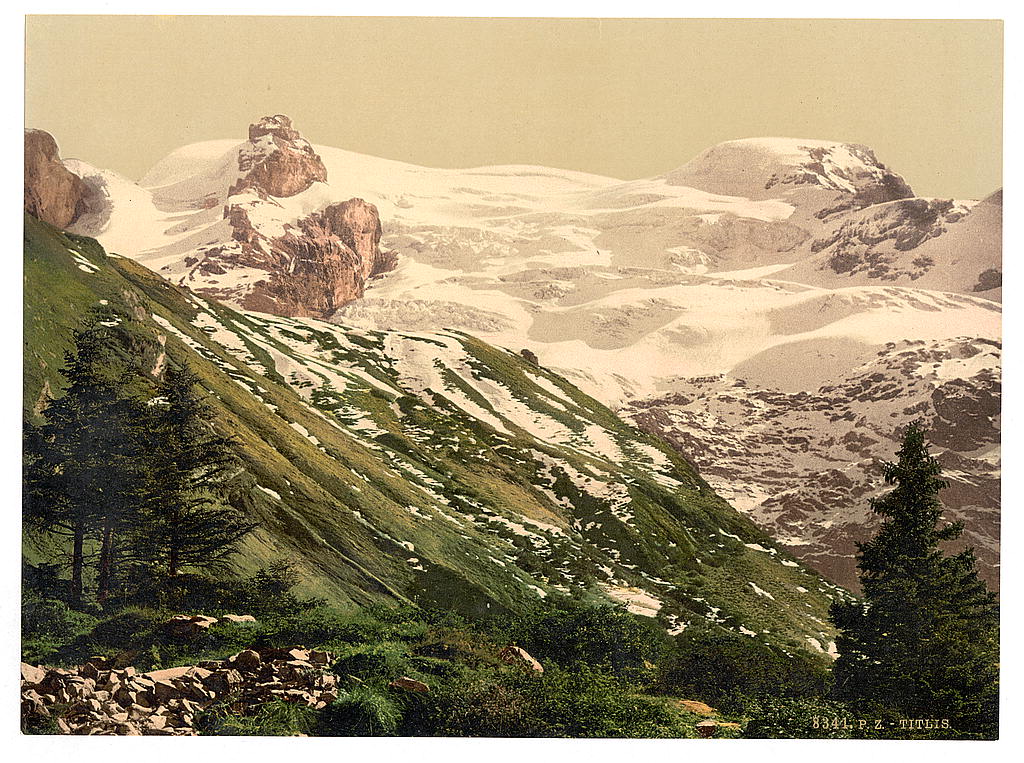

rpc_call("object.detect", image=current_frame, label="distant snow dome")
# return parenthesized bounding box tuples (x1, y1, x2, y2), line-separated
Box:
(664, 137, 912, 201)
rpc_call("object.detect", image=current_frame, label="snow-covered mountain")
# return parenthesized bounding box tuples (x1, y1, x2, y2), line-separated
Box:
(56, 119, 1001, 589)
(621, 336, 1000, 590)
(65, 116, 395, 318)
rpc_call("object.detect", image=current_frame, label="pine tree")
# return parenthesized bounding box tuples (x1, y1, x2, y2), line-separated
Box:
(830, 424, 999, 739)
(138, 364, 256, 578)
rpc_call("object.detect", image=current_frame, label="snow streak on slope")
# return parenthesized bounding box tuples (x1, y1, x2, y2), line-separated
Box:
(120, 264, 841, 649)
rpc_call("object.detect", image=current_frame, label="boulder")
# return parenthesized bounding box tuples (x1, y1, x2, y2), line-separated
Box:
(20, 662, 47, 686)
(183, 667, 213, 682)
(309, 650, 332, 666)
(162, 614, 219, 639)
(696, 719, 718, 738)
(221, 613, 257, 624)
(21, 689, 48, 718)
(520, 349, 540, 367)
(203, 668, 243, 696)
(230, 649, 262, 672)
(144, 666, 193, 682)
(678, 699, 717, 716)
(389, 676, 430, 694)
(499, 645, 544, 673)
(81, 662, 102, 681)
(151, 681, 178, 704)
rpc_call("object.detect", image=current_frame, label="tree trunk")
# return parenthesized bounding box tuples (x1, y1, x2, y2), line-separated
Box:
(97, 521, 113, 602)
(169, 546, 179, 578)
(70, 522, 84, 607)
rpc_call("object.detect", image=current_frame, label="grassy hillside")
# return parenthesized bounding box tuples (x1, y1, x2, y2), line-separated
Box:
(23, 213, 848, 658)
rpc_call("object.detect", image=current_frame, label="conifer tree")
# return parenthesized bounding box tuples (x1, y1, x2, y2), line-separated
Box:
(830, 424, 999, 739)
(23, 314, 150, 605)
(138, 364, 255, 578)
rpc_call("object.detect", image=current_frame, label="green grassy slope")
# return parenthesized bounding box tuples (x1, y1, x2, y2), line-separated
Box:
(24, 213, 848, 657)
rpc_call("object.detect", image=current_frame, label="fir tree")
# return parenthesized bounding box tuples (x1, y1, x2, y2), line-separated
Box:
(138, 364, 255, 578)
(830, 424, 999, 739)
(23, 314, 151, 605)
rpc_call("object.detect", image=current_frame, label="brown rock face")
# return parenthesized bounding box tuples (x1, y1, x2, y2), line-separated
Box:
(499, 645, 544, 673)
(156, 115, 397, 318)
(215, 198, 396, 318)
(229, 115, 328, 198)
(320, 198, 388, 279)
(24, 129, 89, 228)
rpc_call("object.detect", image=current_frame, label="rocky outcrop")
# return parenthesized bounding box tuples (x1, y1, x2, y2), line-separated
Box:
(198, 197, 396, 318)
(20, 646, 338, 736)
(320, 198, 388, 280)
(812, 198, 968, 278)
(780, 191, 1002, 295)
(161, 614, 219, 639)
(24, 129, 89, 229)
(389, 676, 430, 693)
(229, 115, 328, 199)
(161, 115, 397, 318)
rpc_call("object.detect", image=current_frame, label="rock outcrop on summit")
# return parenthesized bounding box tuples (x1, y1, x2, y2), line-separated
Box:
(189, 116, 393, 317)
(60, 115, 394, 318)
(229, 115, 328, 199)
(664, 138, 914, 216)
(24, 129, 89, 229)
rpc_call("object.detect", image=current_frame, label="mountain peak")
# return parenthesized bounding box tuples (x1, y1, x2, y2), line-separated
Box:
(666, 137, 914, 210)
(231, 114, 327, 199)
(248, 114, 300, 142)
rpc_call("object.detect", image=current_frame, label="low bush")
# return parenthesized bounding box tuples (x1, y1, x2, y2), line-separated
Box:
(657, 625, 831, 710)
(502, 600, 669, 680)
(197, 698, 318, 736)
(408, 663, 699, 738)
(741, 697, 854, 738)
(331, 641, 412, 681)
(21, 593, 97, 664)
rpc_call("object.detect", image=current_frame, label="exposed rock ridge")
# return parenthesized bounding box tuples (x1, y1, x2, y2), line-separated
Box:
(168, 116, 396, 318)
(665, 138, 914, 215)
(621, 336, 1001, 591)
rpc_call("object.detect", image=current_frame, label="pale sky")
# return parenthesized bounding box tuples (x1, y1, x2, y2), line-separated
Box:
(25, 16, 1002, 199)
